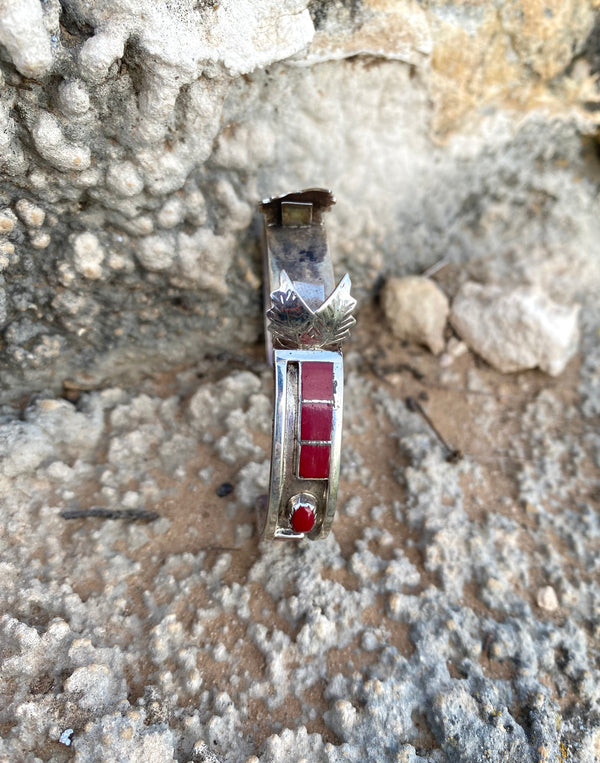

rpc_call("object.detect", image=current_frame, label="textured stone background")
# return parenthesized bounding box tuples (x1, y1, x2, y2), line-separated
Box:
(1, 0, 600, 398)
(2, 1, 600, 762)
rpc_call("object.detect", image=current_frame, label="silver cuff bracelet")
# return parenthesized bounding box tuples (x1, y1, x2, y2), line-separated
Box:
(257, 189, 357, 541)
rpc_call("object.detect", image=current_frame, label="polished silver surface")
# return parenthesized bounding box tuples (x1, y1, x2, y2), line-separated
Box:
(259, 189, 356, 541)
(259, 349, 344, 541)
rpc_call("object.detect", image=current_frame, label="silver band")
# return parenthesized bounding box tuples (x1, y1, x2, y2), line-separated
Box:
(258, 189, 356, 540)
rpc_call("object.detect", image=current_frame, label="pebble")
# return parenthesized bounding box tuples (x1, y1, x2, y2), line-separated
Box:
(381, 276, 449, 355)
(216, 482, 234, 497)
(536, 585, 559, 612)
(450, 282, 580, 376)
(58, 729, 74, 746)
(440, 337, 469, 367)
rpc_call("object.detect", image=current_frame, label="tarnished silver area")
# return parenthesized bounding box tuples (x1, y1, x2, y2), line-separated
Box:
(259, 189, 356, 541)
(261, 188, 336, 308)
(281, 201, 313, 227)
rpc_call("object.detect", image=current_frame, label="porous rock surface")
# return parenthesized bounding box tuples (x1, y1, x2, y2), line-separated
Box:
(2, 1, 600, 762)
(1, 1, 600, 398)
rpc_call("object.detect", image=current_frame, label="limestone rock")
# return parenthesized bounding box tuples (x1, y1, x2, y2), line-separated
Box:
(450, 282, 580, 376)
(0, 0, 599, 402)
(381, 276, 449, 355)
(537, 586, 559, 612)
(0, 0, 53, 79)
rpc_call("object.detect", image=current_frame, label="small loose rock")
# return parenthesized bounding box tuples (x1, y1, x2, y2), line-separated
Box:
(536, 586, 559, 612)
(58, 728, 74, 746)
(381, 276, 449, 355)
(216, 482, 234, 498)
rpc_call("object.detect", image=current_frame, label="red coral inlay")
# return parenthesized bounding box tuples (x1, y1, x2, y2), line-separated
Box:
(299, 444, 331, 479)
(301, 362, 334, 401)
(290, 503, 316, 533)
(300, 402, 333, 441)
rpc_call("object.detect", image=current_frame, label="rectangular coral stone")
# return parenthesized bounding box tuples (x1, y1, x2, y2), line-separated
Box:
(301, 362, 334, 401)
(299, 444, 331, 479)
(300, 402, 333, 442)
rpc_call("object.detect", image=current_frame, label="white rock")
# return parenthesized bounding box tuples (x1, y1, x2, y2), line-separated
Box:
(184, 189, 207, 225)
(58, 729, 74, 746)
(174, 229, 234, 294)
(46, 461, 74, 483)
(0, 0, 53, 79)
(450, 282, 580, 376)
(381, 276, 449, 355)
(30, 231, 51, 249)
(78, 28, 127, 84)
(122, 490, 140, 509)
(213, 178, 253, 232)
(73, 709, 175, 763)
(64, 664, 125, 711)
(31, 112, 91, 173)
(0, 209, 17, 234)
(440, 337, 469, 367)
(536, 585, 559, 612)
(106, 161, 144, 197)
(0, 421, 55, 478)
(127, 215, 154, 236)
(325, 699, 358, 738)
(157, 198, 184, 229)
(138, 148, 191, 196)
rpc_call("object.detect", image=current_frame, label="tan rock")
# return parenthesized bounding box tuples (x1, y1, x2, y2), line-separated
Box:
(381, 276, 449, 355)
(308, 0, 431, 65)
(428, 0, 596, 136)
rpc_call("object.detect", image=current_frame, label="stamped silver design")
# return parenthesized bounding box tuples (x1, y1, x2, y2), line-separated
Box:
(267, 271, 357, 350)
(257, 189, 356, 541)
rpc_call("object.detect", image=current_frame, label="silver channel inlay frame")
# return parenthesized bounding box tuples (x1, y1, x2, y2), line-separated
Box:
(261, 348, 343, 541)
